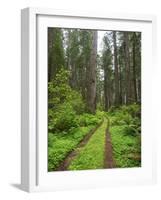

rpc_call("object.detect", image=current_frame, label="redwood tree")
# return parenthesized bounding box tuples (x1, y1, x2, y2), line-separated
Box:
(86, 31, 98, 113)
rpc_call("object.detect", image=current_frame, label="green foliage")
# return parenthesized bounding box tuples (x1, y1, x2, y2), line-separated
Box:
(77, 111, 103, 127)
(108, 104, 141, 136)
(108, 104, 141, 168)
(48, 68, 85, 132)
(68, 118, 107, 170)
(48, 68, 72, 107)
(120, 103, 141, 118)
(110, 125, 141, 168)
(49, 103, 77, 132)
(48, 126, 94, 171)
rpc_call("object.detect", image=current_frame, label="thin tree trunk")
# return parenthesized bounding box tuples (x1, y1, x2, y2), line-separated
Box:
(118, 55, 123, 105)
(48, 28, 53, 82)
(113, 31, 120, 106)
(70, 63, 77, 89)
(104, 66, 109, 111)
(80, 64, 86, 100)
(132, 33, 137, 102)
(124, 32, 131, 104)
(138, 79, 141, 103)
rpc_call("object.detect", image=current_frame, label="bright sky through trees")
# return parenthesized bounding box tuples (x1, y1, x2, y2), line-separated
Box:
(97, 31, 107, 54)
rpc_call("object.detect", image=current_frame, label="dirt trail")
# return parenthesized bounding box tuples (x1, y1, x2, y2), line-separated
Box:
(104, 118, 115, 168)
(55, 120, 104, 171)
(55, 116, 115, 171)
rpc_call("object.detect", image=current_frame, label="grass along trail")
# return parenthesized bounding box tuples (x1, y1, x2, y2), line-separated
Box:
(68, 118, 107, 170)
(55, 120, 103, 171)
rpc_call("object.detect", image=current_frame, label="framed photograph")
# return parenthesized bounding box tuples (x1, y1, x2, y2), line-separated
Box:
(21, 7, 156, 192)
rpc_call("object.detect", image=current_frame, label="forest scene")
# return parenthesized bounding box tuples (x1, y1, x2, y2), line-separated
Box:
(48, 27, 141, 171)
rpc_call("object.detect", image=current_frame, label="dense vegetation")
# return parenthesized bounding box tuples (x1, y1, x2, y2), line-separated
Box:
(108, 104, 141, 167)
(48, 28, 141, 171)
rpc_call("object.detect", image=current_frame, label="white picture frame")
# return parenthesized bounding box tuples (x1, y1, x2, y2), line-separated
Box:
(21, 7, 157, 192)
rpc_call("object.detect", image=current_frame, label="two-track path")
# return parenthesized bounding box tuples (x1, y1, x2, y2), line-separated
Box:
(55, 117, 115, 171)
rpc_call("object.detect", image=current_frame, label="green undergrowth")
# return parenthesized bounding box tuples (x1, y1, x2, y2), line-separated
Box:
(48, 125, 93, 171)
(108, 104, 141, 168)
(68, 118, 107, 170)
(48, 111, 104, 171)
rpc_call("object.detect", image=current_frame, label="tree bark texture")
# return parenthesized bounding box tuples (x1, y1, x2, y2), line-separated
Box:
(86, 31, 97, 113)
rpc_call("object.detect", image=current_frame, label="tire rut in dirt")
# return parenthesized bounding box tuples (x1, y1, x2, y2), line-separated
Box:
(104, 128, 115, 168)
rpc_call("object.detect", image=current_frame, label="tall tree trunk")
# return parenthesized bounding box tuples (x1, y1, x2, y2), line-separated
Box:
(132, 33, 137, 102)
(113, 31, 120, 106)
(70, 63, 77, 89)
(80, 64, 86, 100)
(86, 31, 97, 113)
(104, 66, 109, 111)
(124, 32, 131, 104)
(48, 28, 65, 81)
(136, 33, 141, 104)
(138, 79, 141, 103)
(118, 55, 123, 105)
(48, 28, 54, 82)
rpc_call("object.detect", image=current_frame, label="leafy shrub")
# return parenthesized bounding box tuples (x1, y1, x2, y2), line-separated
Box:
(52, 103, 78, 132)
(121, 104, 140, 118)
(48, 68, 86, 133)
(108, 104, 141, 136)
(48, 68, 85, 112)
(69, 91, 85, 115)
(77, 114, 96, 126)
(77, 111, 103, 127)
(122, 125, 139, 136)
(109, 113, 133, 126)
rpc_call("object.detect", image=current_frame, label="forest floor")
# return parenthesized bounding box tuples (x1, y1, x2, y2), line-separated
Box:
(49, 106, 141, 171)
(55, 120, 103, 171)
(55, 117, 116, 171)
